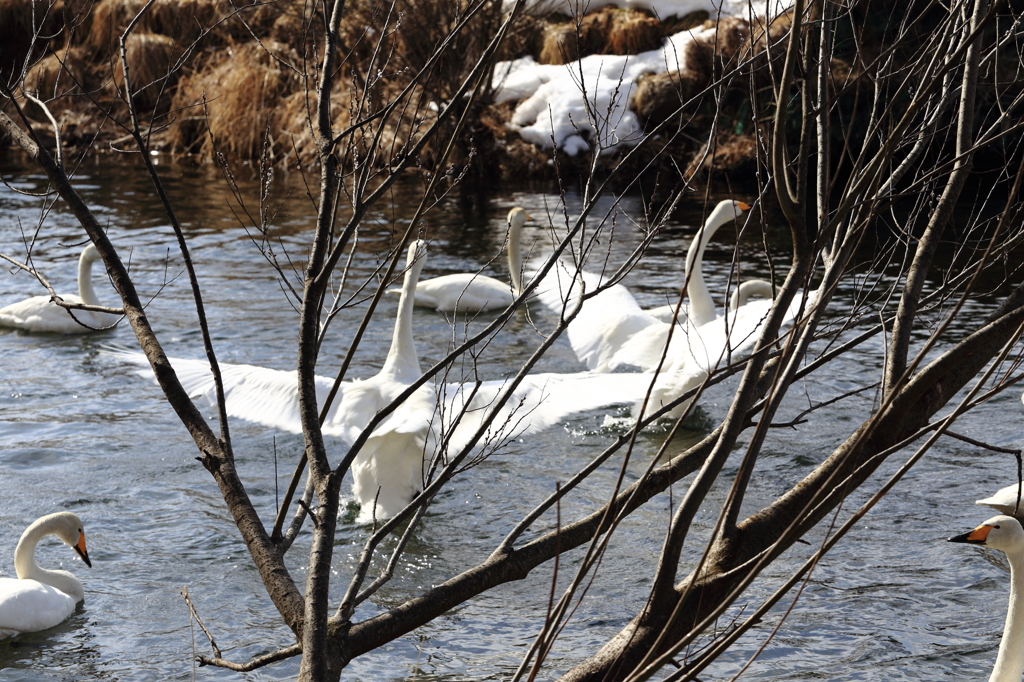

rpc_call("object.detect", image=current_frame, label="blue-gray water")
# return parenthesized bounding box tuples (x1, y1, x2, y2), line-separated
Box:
(0, 157, 1020, 681)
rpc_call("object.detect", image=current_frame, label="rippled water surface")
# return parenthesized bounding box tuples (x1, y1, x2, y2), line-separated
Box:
(0, 157, 1021, 681)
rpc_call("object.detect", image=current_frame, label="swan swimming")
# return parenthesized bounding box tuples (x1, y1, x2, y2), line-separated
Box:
(0, 512, 91, 639)
(0, 244, 119, 333)
(113, 240, 653, 522)
(398, 207, 530, 313)
(530, 202, 801, 417)
(948, 515, 1024, 682)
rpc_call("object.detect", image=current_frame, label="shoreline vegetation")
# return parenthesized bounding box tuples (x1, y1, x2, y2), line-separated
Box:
(0, 0, 1019, 186)
(0, 0, 815, 182)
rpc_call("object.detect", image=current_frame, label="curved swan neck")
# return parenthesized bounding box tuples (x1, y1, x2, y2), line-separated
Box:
(729, 279, 774, 311)
(507, 210, 525, 294)
(77, 245, 102, 307)
(685, 206, 726, 326)
(14, 516, 85, 602)
(991, 551, 1024, 682)
(382, 241, 426, 378)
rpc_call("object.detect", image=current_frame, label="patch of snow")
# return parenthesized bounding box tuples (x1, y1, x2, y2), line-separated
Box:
(493, 0, 793, 154)
(493, 26, 715, 155)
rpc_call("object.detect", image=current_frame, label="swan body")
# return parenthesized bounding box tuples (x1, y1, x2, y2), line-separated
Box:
(535, 261, 791, 418)
(0, 244, 119, 334)
(400, 207, 529, 313)
(0, 512, 91, 639)
(949, 515, 1024, 682)
(530, 202, 802, 417)
(114, 240, 651, 522)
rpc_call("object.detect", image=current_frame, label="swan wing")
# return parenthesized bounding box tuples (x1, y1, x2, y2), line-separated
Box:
(440, 370, 650, 453)
(529, 259, 658, 371)
(646, 302, 691, 324)
(0, 578, 77, 636)
(108, 350, 347, 438)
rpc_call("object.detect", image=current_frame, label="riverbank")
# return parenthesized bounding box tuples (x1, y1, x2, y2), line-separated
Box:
(1, 0, 1017, 186)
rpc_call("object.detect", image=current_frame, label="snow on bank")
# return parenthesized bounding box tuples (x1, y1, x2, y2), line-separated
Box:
(492, 0, 791, 155)
(493, 26, 713, 154)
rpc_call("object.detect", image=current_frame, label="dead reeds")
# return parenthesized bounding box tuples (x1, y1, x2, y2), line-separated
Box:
(111, 31, 180, 112)
(167, 40, 301, 159)
(538, 7, 664, 65)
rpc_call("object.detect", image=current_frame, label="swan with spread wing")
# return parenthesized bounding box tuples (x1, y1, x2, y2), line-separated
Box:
(113, 240, 651, 522)
(530, 201, 804, 417)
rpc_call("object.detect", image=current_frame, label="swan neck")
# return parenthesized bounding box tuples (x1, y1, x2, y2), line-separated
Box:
(508, 216, 523, 294)
(991, 553, 1024, 682)
(14, 517, 84, 602)
(77, 247, 101, 307)
(685, 216, 722, 327)
(382, 245, 424, 378)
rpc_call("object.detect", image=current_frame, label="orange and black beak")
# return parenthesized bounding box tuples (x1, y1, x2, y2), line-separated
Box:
(737, 201, 752, 211)
(74, 531, 92, 568)
(948, 524, 993, 545)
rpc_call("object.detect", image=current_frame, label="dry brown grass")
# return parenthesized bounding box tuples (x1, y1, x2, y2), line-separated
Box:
(335, 0, 504, 101)
(589, 7, 663, 55)
(85, 0, 221, 58)
(538, 7, 664, 65)
(539, 23, 579, 65)
(85, 0, 148, 55)
(145, 0, 221, 44)
(661, 10, 709, 34)
(684, 131, 758, 180)
(167, 40, 301, 159)
(630, 69, 703, 126)
(683, 16, 753, 83)
(24, 47, 89, 99)
(111, 31, 180, 111)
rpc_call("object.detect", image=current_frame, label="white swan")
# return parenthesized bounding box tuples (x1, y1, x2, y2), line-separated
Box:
(400, 207, 530, 313)
(948, 515, 1024, 682)
(530, 202, 802, 417)
(113, 240, 653, 522)
(0, 512, 91, 639)
(0, 244, 119, 333)
(643, 200, 752, 325)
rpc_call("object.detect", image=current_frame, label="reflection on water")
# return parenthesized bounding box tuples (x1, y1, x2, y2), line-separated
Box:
(0, 157, 1019, 681)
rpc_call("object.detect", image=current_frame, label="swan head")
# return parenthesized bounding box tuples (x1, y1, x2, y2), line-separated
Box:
(508, 207, 530, 230)
(409, 239, 427, 265)
(81, 244, 101, 263)
(54, 512, 92, 568)
(708, 200, 752, 226)
(31, 512, 92, 568)
(949, 515, 1024, 554)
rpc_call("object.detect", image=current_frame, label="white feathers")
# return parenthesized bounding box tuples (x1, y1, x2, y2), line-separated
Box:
(401, 207, 530, 313)
(0, 244, 119, 334)
(112, 239, 650, 522)
(0, 512, 91, 639)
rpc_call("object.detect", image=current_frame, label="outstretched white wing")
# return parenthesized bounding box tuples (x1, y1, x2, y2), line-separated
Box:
(108, 349, 343, 438)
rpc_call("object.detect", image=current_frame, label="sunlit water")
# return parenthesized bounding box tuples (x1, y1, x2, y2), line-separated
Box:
(0, 156, 1020, 681)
